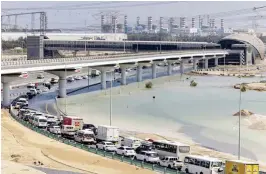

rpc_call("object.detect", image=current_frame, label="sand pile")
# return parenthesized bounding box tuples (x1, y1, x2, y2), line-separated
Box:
(249, 121, 266, 130)
(246, 114, 266, 130)
(2, 160, 46, 174)
(233, 109, 254, 116)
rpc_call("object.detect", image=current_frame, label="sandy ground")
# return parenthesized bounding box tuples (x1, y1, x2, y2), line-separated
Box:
(2, 160, 46, 174)
(190, 64, 266, 77)
(234, 82, 266, 91)
(57, 73, 266, 171)
(1, 109, 155, 174)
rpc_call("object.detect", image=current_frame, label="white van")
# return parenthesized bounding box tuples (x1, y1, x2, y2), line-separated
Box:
(45, 114, 58, 125)
(74, 129, 96, 144)
(121, 137, 142, 149)
(33, 116, 47, 128)
(182, 155, 224, 174)
(17, 98, 28, 106)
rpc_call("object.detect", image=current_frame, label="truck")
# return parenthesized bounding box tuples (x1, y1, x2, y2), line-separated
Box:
(225, 160, 259, 174)
(96, 125, 119, 143)
(90, 69, 101, 77)
(61, 116, 84, 139)
(121, 136, 142, 149)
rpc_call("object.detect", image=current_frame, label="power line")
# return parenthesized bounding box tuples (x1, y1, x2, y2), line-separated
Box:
(2, 2, 123, 11)
(3, 1, 180, 11)
(190, 5, 266, 18)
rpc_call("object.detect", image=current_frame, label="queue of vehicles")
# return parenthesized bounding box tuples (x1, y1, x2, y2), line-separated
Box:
(12, 97, 260, 174)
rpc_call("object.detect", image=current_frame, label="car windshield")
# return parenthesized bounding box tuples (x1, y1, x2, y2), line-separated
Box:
(106, 143, 114, 146)
(85, 134, 94, 138)
(147, 153, 158, 157)
(125, 147, 134, 150)
(53, 126, 60, 129)
(212, 162, 223, 167)
(39, 119, 47, 122)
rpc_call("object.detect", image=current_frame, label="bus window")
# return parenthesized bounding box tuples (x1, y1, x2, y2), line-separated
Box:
(179, 146, 190, 153)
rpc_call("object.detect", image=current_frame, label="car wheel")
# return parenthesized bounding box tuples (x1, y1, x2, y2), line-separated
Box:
(185, 168, 189, 173)
(96, 145, 98, 149)
(144, 159, 147, 163)
(168, 165, 171, 168)
(103, 147, 106, 151)
(200, 172, 203, 174)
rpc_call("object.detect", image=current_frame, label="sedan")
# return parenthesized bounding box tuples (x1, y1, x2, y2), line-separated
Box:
(116, 146, 136, 157)
(74, 76, 82, 80)
(96, 141, 117, 152)
(67, 77, 75, 82)
(82, 75, 88, 79)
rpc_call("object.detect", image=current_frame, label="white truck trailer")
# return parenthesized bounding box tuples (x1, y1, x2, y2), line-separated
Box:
(96, 125, 119, 143)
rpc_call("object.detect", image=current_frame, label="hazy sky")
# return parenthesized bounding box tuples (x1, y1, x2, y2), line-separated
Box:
(2, 1, 266, 30)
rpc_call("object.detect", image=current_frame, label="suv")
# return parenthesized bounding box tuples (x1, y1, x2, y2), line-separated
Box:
(83, 124, 97, 135)
(135, 141, 153, 154)
(135, 151, 160, 163)
(37, 73, 44, 79)
(159, 156, 183, 169)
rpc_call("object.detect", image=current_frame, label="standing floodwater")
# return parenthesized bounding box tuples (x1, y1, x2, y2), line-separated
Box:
(58, 75, 266, 163)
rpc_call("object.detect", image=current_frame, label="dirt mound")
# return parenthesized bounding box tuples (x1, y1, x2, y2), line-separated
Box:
(249, 121, 266, 130)
(233, 109, 254, 116)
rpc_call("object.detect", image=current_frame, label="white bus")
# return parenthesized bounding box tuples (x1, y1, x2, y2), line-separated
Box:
(152, 140, 190, 161)
(182, 155, 224, 174)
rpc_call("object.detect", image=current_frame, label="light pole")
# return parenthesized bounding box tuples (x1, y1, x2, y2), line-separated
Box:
(224, 54, 226, 76)
(238, 50, 244, 160)
(64, 63, 67, 114)
(109, 71, 113, 126)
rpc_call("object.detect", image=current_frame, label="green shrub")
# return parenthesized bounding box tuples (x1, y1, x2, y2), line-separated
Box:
(145, 81, 153, 89)
(190, 80, 197, 87)
(240, 85, 247, 92)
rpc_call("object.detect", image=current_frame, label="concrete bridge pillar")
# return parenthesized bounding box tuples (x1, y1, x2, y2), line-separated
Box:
(46, 69, 80, 98)
(101, 70, 107, 89)
(167, 63, 172, 75)
(58, 75, 67, 98)
(120, 63, 136, 85)
(93, 65, 116, 89)
(193, 59, 198, 70)
(180, 61, 184, 74)
(121, 67, 127, 85)
(215, 57, 219, 66)
(152, 63, 157, 79)
(204, 59, 209, 69)
(137, 64, 143, 82)
(1, 73, 29, 106)
(2, 82, 10, 107)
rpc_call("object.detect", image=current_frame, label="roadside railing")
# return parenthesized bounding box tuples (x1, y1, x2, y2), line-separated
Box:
(1, 50, 228, 68)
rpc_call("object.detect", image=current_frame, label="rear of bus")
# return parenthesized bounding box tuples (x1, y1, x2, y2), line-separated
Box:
(178, 145, 191, 161)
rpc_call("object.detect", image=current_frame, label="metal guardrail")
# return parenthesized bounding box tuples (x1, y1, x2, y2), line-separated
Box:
(1, 50, 228, 68)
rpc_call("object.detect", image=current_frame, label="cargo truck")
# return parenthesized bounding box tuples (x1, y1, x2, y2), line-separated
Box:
(225, 160, 259, 174)
(96, 125, 119, 143)
(61, 116, 84, 139)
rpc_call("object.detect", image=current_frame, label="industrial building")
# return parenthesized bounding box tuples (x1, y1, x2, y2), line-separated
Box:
(1, 32, 128, 41)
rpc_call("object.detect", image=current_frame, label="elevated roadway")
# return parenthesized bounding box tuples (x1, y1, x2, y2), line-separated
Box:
(2, 50, 228, 74)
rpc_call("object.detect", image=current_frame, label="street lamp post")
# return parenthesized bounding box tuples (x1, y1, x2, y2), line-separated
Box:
(109, 71, 113, 126)
(238, 51, 244, 160)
